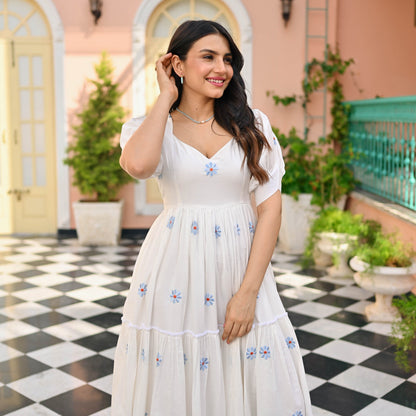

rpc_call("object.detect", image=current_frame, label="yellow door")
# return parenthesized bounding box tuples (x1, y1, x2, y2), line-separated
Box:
(9, 41, 56, 233)
(0, 0, 56, 233)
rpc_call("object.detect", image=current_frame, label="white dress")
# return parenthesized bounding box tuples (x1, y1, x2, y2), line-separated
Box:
(111, 109, 312, 416)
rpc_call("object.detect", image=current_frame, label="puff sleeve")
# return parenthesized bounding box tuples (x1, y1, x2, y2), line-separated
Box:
(120, 116, 163, 178)
(248, 109, 285, 206)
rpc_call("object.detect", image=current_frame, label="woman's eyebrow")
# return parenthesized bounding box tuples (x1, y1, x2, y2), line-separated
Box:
(199, 48, 232, 56)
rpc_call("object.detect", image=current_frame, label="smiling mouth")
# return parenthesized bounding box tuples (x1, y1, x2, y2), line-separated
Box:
(206, 78, 225, 86)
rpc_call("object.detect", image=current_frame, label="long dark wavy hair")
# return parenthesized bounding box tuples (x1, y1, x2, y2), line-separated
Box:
(167, 20, 271, 184)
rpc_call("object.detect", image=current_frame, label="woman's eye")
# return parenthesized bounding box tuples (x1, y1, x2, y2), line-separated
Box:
(203, 55, 213, 60)
(224, 57, 233, 64)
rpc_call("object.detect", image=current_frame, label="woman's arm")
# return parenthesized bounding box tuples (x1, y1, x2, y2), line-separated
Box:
(120, 53, 177, 179)
(222, 191, 282, 344)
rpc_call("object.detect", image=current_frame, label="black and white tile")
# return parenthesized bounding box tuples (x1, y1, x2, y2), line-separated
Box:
(1, 236, 416, 416)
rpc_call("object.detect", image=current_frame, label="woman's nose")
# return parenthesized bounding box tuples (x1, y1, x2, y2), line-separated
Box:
(214, 58, 226, 73)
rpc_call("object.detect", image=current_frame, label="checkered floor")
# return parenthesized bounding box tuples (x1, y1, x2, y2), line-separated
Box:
(0, 236, 415, 416)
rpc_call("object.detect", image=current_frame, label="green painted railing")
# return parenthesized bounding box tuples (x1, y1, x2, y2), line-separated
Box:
(345, 96, 416, 211)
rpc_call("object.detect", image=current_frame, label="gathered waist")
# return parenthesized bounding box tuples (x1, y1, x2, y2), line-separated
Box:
(163, 201, 252, 210)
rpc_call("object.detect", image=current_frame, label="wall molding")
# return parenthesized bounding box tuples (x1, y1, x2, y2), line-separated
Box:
(35, 0, 69, 229)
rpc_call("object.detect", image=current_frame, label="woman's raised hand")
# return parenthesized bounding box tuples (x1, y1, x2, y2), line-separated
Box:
(155, 53, 178, 104)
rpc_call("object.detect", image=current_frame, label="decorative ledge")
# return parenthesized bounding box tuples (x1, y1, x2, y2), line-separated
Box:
(350, 190, 416, 226)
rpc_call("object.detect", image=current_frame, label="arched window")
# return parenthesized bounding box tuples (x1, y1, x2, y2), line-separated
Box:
(0, 0, 50, 38)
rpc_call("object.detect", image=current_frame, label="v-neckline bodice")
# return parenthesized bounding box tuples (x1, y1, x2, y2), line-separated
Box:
(168, 115, 234, 161)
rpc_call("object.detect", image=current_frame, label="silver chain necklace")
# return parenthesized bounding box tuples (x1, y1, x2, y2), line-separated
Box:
(176, 108, 214, 124)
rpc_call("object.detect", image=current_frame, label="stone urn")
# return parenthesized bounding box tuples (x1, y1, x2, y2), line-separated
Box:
(349, 256, 416, 322)
(73, 200, 124, 246)
(312, 232, 332, 268)
(318, 232, 358, 278)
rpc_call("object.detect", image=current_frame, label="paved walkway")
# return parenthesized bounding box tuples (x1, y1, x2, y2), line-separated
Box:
(0, 236, 415, 415)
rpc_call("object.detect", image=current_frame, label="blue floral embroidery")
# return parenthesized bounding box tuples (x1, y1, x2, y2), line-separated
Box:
(292, 412, 303, 416)
(170, 289, 182, 304)
(141, 349, 145, 360)
(246, 347, 257, 360)
(260, 346, 271, 360)
(167, 216, 175, 229)
(184, 353, 188, 365)
(272, 135, 278, 146)
(215, 225, 221, 238)
(191, 221, 199, 235)
(156, 353, 162, 367)
(205, 162, 218, 176)
(286, 337, 296, 349)
(200, 357, 209, 371)
(205, 293, 215, 306)
(235, 224, 241, 235)
(138, 283, 147, 297)
(249, 221, 255, 234)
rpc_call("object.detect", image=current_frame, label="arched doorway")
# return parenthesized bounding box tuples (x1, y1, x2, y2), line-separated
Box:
(132, 0, 251, 215)
(0, 0, 57, 233)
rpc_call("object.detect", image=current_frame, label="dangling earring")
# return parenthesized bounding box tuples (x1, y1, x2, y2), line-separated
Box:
(180, 76, 184, 85)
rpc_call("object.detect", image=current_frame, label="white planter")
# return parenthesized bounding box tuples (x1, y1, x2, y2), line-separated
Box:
(277, 193, 319, 254)
(277, 194, 349, 255)
(73, 200, 124, 246)
(313, 244, 333, 267)
(350, 256, 416, 322)
(318, 232, 358, 278)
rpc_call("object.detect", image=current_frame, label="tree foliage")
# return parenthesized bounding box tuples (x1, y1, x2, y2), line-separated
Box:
(64, 52, 134, 202)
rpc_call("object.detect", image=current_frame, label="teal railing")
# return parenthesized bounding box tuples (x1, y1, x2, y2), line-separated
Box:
(345, 96, 416, 211)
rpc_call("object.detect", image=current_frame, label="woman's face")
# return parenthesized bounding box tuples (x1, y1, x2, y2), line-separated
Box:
(178, 34, 234, 100)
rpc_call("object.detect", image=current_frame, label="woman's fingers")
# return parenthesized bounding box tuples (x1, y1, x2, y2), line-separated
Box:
(222, 319, 233, 342)
(156, 53, 173, 72)
(155, 53, 178, 100)
(223, 319, 251, 343)
(237, 324, 247, 338)
(227, 322, 241, 344)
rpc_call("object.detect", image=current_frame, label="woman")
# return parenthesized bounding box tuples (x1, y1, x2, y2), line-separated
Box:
(112, 20, 312, 416)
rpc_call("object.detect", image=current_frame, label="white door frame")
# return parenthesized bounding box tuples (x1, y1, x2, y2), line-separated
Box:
(131, 0, 253, 215)
(33, 0, 68, 229)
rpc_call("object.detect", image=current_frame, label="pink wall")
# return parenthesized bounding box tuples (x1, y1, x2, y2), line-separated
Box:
(56, 0, 416, 230)
(347, 195, 416, 252)
(53, 0, 141, 227)
(337, 0, 416, 100)
(245, 0, 306, 133)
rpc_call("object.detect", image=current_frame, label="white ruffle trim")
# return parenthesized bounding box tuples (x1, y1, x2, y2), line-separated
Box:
(121, 312, 288, 338)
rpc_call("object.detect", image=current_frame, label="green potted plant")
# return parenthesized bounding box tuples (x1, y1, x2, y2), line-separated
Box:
(303, 207, 378, 277)
(350, 232, 416, 322)
(64, 52, 134, 245)
(390, 294, 416, 373)
(270, 46, 357, 254)
(274, 127, 320, 254)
